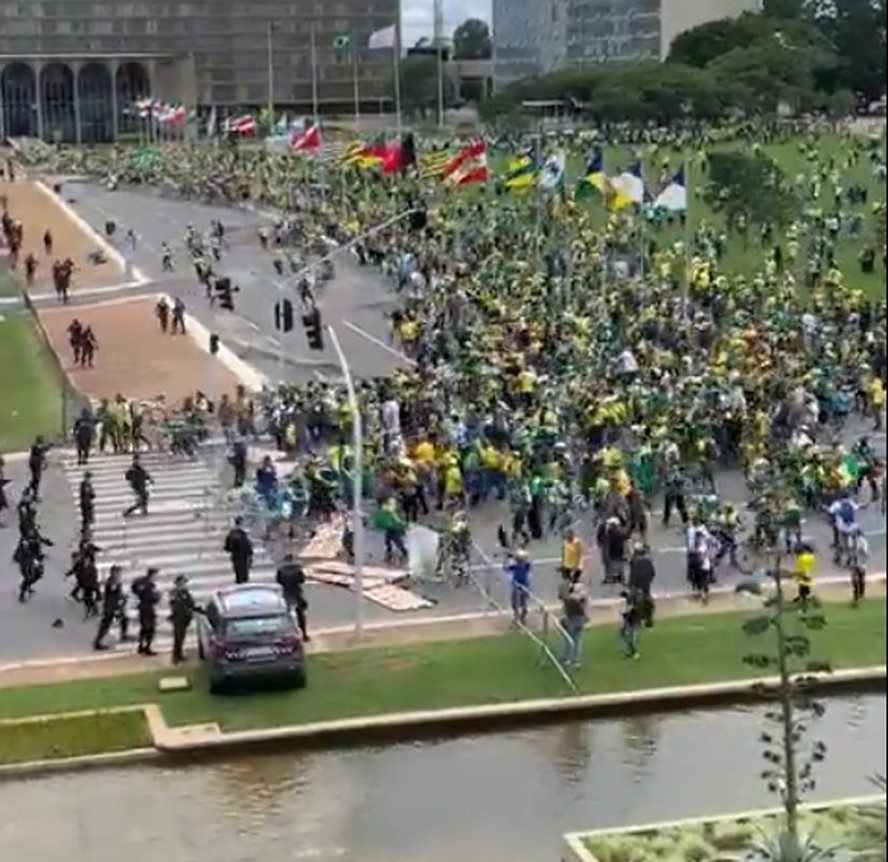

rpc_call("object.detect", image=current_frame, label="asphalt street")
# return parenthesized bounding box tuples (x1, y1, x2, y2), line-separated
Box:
(61, 181, 410, 384)
(0, 183, 881, 664)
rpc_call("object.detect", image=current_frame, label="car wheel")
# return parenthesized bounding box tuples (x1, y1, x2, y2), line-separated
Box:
(290, 668, 307, 689)
(209, 676, 224, 695)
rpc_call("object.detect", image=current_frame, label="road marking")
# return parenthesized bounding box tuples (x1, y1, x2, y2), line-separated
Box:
(27, 281, 152, 302)
(341, 319, 416, 365)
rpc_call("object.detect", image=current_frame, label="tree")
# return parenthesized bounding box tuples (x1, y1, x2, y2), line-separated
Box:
(741, 544, 831, 859)
(705, 150, 800, 230)
(452, 18, 492, 60)
(396, 55, 458, 118)
(668, 15, 763, 67)
(807, 0, 886, 103)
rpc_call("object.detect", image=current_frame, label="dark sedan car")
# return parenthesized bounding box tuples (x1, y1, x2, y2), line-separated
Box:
(196, 584, 306, 694)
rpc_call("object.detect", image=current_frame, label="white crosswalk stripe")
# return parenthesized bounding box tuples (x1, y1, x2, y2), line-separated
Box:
(61, 450, 281, 654)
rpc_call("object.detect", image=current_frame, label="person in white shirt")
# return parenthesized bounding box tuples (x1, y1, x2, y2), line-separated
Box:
(827, 493, 860, 563)
(685, 517, 712, 600)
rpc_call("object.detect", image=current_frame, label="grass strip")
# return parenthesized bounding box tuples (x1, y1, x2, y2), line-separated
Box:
(0, 600, 883, 739)
(0, 311, 65, 450)
(0, 710, 151, 766)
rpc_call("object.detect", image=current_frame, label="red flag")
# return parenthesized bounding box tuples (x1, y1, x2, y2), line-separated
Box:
(381, 144, 403, 175)
(290, 124, 322, 152)
(227, 115, 256, 137)
(442, 140, 486, 180)
(446, 143, 490, 187)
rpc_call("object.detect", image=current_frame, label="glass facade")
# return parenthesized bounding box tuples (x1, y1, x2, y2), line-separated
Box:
(0, 0, 399, 107)
(493, 0, 663, 84)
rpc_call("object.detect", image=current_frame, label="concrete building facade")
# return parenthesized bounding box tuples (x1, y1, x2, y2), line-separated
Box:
(493, 0, 761, 85)
(0, 0, 399, 142)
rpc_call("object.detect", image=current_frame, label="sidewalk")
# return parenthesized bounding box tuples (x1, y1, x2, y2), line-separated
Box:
(0, 577, 882, 690)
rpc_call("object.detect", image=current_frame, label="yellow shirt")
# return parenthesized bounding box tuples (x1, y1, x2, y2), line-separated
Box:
(794, 552, 815, 587)
(413, 440, 435, 465)
(562, 538, 583, 571)
(869, 379, 885, 407)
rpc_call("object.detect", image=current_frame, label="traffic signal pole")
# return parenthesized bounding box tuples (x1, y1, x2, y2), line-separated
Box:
(326, 324, 365, 638)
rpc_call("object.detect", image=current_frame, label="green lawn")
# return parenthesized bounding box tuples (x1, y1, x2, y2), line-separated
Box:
(0, 311, 65, 450)
(0, 711, 150, 765)
(484, 132, 886, 300)
(0, 600, 883, 749)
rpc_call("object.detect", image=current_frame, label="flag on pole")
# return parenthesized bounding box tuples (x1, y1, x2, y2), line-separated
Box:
(444, 141, 490, 187)
(333, 33, 351, 51)
(574, 148, 613, 201)
(503, 151, 537, 190)
(539, 150, 566, 194)
(368, 24, 396, 49)
(653, 168, 688, 212)
(206, 105, 217, 137)
(290, 123, 322, 152)
(611, 161, 644, 208)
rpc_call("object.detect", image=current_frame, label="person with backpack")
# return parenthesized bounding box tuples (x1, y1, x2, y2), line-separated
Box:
(827, 491, 861, 565)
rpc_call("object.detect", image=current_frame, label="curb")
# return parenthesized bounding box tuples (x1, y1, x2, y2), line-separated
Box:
(149, 665, 887, 755)
(0, 581, 884, 685)
(560, 795, 888, 862)
(155, 290, 268, 391)
(0, 666, 883, 778)
(33, 179, 148, 286)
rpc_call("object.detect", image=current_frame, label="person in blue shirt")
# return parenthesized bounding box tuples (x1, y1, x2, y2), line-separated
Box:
(505, 548, 532, 625)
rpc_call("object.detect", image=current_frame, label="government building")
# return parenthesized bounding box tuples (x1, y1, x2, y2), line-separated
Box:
(493, 0, 762, 84)
(0, 0, 398, 143)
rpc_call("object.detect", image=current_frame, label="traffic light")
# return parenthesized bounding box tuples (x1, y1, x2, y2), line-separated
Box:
(274, 298, 294, 333)
(214, 277, 237, 311)
(302, 306, 324, 351)
(209, 333, 220, 355)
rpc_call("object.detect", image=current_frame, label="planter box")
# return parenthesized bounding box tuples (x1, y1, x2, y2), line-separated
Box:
(562, 795, 886, 862)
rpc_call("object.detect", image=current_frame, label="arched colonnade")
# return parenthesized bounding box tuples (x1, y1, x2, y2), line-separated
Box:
(0, 59, 152, 143)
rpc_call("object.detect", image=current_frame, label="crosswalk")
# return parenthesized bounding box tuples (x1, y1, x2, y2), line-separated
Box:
(60, 448, 280, 652)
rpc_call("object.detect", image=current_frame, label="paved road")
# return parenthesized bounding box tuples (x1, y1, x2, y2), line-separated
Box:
(0, 183, 881, 663)
(60, 181, 409, 385)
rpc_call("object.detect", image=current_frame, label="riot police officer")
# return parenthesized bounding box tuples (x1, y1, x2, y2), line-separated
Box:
(168, 574, 197, 664)
(276, 554, 310, 641)
(131, 567, 160, 655)
(93, 565, 126, 651)
(79, 471, 95, 533)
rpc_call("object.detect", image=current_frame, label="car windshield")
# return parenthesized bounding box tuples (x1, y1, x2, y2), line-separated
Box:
(225, 615, 290, 639)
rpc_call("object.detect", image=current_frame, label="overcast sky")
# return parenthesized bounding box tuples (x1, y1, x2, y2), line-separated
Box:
(401, 0, 491, 47)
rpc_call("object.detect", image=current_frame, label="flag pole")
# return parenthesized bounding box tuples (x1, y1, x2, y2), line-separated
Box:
(266, 22, 275, 125)
(393, 17, 403, 137)
(351, 43, 361, 130)
(310, 22, 320, 123)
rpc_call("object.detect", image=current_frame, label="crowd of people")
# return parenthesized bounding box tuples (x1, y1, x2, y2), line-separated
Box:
(13, 118, 887, 662)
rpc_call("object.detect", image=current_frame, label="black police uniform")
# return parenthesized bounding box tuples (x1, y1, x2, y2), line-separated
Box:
(276, 559, 310, 641)
(168, 578, 197, 664)
(94, 569, 126, 650)
(131, 570, 160, 655)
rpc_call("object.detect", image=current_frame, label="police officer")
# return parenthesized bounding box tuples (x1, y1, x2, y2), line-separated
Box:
(65, 537, 100, 618)
(123, 453, 153, 518)
(223, 516, 253, 584)
(131, 567, 160, 655)
(73, 408, 95, 466)
(168, 574, 197, 664)
(276, 554, 310, 641)
(93, 564, 126, 651)
(27, 435, 48, 499)
(79, 471, 95, 533)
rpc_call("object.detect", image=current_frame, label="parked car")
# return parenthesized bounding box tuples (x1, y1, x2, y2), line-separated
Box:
(196, 584, 306, 694)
